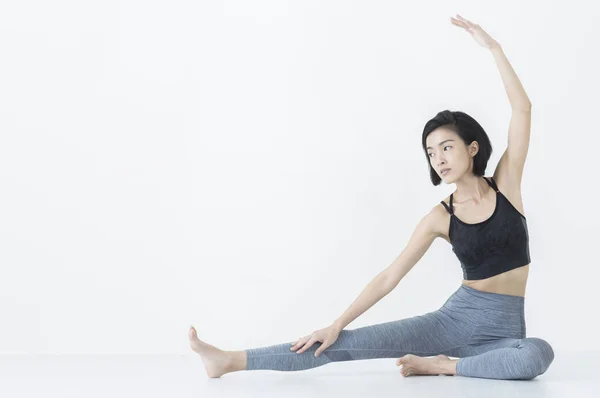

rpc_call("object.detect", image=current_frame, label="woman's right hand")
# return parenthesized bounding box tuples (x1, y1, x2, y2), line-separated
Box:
(289, 324, 342, 358)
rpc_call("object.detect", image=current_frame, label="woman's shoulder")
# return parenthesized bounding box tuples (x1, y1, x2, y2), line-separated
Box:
(427, 201, 452, 242)
(438, 191, 456, 211)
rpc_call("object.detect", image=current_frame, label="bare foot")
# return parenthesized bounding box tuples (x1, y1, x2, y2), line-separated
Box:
(396, 354, 453, 377)
(189, 325, 233, 378)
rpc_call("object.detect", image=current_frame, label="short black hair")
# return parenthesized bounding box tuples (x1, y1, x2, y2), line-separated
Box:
(421, 110, 493, 186)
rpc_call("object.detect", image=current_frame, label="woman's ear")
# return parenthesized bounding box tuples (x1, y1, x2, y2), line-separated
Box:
(469, 141, 479, 157)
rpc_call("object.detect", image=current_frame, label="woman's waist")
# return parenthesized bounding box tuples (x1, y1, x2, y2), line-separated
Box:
(442, 283, 525, 314)
(462, 264, 529, 297)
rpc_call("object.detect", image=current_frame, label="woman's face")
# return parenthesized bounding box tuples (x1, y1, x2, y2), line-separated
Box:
(426, 128, 477, 182)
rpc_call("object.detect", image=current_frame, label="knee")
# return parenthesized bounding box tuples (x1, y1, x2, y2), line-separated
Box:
(519, 337, 555, 379)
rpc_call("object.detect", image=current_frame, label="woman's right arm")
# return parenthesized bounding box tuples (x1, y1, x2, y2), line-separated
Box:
(331, 207, 441, 332)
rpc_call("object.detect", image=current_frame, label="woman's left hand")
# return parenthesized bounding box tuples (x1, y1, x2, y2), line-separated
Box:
(450, 14, 500, 50)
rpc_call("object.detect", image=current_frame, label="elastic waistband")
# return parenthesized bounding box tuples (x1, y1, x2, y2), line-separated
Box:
(446, 284, 525, 313)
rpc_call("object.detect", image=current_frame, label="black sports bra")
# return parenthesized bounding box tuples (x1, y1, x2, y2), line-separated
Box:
(440, 176, 531, 280)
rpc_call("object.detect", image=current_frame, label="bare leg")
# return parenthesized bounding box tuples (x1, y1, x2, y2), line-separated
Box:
(225, 350, 248, 373)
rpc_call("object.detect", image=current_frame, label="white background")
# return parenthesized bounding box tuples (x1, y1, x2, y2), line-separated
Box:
(1, 0, 598, 356)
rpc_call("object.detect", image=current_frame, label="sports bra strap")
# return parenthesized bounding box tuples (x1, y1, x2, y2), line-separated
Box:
(484, 176, 499, 192)
(440, 194, 454, 215)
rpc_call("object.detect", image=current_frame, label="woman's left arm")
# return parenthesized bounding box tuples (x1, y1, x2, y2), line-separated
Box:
(490, 45, 532, 110)
(451, 14, 531, 187)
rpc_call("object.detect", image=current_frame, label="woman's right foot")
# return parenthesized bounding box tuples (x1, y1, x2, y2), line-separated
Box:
(189, 325, 233, 378)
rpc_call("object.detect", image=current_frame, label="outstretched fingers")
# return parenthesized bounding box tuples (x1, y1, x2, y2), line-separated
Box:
(456, 14, 477, 28)
(450, 14, 478, 34)
(450, 17, 469, 30)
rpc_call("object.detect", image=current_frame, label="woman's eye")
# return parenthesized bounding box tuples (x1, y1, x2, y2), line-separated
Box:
(429, 146, 450, 157)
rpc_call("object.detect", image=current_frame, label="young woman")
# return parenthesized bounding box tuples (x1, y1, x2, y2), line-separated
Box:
(188, 14, 554, 380)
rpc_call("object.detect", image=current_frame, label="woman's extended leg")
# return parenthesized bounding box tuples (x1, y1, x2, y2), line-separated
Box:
(454, 337, 555, 380)
(244, 309, 476, 372)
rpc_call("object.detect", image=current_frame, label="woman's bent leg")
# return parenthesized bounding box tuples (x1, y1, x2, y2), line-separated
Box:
(246, 310, 474, 371)
(455, 337, 555, 380)
(445, 284, 554, 380)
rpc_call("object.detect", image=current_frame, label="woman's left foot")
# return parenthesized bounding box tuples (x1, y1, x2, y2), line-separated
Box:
(189, 325, 232, 378)
(396, 354, 455, 376)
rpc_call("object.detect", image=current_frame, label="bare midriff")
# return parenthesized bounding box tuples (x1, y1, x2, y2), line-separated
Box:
(461, 264, 529, 297)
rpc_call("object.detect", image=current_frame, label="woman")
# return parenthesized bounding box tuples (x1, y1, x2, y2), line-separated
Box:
(188, 14, 555, 380)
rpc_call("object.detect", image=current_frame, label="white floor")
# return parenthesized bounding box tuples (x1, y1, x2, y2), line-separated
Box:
(1, 349, 595, 397)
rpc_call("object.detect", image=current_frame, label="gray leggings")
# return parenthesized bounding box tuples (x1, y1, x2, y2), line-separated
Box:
(245, 284, 554, 380)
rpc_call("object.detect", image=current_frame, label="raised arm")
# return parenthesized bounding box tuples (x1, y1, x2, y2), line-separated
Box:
(451, 14, 531, 189)
(490, 45, 531, 189)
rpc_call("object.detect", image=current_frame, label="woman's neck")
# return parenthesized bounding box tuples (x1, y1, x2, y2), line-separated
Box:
(453, 175, 489, 204)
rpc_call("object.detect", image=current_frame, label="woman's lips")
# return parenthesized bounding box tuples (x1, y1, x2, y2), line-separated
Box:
(441, 169, 451, 176)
